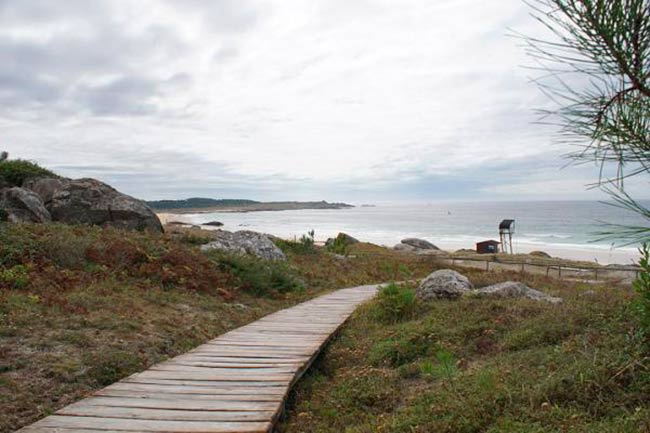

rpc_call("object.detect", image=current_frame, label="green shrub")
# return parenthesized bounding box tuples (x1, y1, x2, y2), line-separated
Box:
(326, 235, 349, 255)
(0, 159, 56, 187)
(633, 243, 650, 346)
(0, 264, 30, 289)
(276, 231, 317, 255)
(208, 251, 304, 295)
(373, 282, 416, 324)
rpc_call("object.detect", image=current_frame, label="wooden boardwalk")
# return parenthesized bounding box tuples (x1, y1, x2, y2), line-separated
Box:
(18, 284, 379, 433)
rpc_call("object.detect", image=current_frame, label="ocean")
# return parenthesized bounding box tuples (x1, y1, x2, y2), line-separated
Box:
(181, 201, 649, 265)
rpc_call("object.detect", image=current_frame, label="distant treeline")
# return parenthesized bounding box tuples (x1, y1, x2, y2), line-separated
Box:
(146, 198, 260, 210)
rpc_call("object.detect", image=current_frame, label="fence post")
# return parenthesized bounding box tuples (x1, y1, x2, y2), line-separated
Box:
(558, 266, 562, 278)
(521, 263, 525, 273)
(546, 266, 550, 277)
(594, 268, 598, 280)
(486, 260, 489, 272)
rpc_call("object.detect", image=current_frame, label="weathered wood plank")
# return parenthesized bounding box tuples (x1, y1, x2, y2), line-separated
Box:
(57, 405, 276, 421)
(62, 397, 279, 412)
(26, 416, 272, 433)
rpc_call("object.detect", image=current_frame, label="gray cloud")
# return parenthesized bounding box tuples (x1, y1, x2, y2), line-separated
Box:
(0, 3, 189, 118)
(166, 0, 261, 34)
(0, 0, 630, 202)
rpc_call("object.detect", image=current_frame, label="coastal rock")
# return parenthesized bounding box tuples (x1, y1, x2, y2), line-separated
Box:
(201, 230, 287, 261)
(167, 221, 191, 226)
(325, 232, 360, 247)
(474, 281, 562, 304)
(401, 238, 439, 250)
(203, 221, 224, 227)
(0, 187, 51, 223)
(416, 269, 473, 300)
(22, 177, 66, 205)
(393, 243, 418, 252)
(26, 177, 163, 232)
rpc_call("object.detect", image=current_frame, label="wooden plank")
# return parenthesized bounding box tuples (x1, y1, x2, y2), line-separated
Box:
(130, 370, 294, 382)
(17, 283, 379, 433)
(150, 365, 296, 374)
(26, 416, 271, 433)
(121, 378, 289, 387)
(57, 406, 276, 421)
(104, 383, 287, 395)
(67, 397, 279, 411)
(96, 390, 283, 401)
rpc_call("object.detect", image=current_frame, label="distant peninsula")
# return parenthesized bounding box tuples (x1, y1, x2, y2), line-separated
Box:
(146, 197, 355, 213)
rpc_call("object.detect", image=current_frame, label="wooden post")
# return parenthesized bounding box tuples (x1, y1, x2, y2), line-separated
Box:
(558, 266, 562, 278)
(521, 262, 525, 273)
(486, 260, 489, 271)
(594, 268, 598, 280)
(546, 266, 550, 277)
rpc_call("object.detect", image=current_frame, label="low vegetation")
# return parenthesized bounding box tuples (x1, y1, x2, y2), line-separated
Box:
(0, 223, 442, 433)
(279, 270, 650, 432)
(0, 158, 57, 187)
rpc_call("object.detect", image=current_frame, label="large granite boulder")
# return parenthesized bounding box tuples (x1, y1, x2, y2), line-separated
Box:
(416, 269, 473, 300)
(401, 238, 439, 250)
(475, 281, 562, 304)
(22, 177, 66, 205)
(201, 230, 286, 261)
(24, 177, 162, 232)
(0, 187, 51, 223)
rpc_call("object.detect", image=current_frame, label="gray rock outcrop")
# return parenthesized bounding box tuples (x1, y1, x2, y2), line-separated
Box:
(416, 270, 562, 304)
(22, 177, 66, 205)
(23, 177, 162, 232)
(475, 281, 562, 304)
(203, 221, 224, 227)
(416, 269, 474, 300)
(400, 238, 439, 250)
(0, 187, 51, 223)
(201, 230, 287, 261)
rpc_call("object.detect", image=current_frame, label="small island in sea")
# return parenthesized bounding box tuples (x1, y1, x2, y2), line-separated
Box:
(146, 197, 354, 213)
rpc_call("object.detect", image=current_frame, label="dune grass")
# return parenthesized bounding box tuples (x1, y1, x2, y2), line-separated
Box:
(0, 223, 444, 433)
(278, 272, 650, 433)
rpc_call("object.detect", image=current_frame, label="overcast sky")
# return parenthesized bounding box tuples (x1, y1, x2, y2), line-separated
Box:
(0, 0, 640, 202)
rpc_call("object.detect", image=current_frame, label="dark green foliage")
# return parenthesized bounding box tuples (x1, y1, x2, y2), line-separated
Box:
(0, 209, 7, 222)
(275, 231, 317, 255)
(373, 282, 416, 324)
(523, 1, 650, 243)
(325, 234, 350, 255)
(0, 265, 30, 289)
(633, 243, 650, 344)
(0, 159, 56, 187)
(208, 251, 304, 295)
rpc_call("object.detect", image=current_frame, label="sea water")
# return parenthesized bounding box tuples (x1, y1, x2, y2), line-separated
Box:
(182, 201, 649, 264)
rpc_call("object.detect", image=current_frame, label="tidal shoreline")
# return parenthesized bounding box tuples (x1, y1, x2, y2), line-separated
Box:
(158, 211, 639, 266)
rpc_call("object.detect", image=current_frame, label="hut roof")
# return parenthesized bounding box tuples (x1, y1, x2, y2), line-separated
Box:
(499, 219, 515, 230)
(477, 239, 500, 246)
